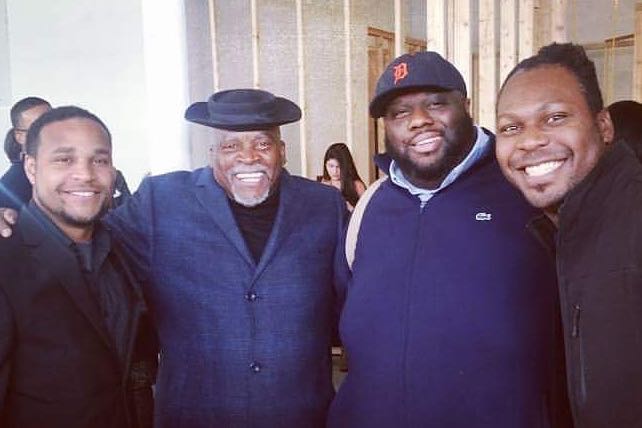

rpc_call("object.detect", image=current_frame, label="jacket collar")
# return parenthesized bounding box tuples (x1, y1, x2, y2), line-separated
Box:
(19, 207, 115, 351)
(194, 168, 303, 280)
(558, 142, 641, 238)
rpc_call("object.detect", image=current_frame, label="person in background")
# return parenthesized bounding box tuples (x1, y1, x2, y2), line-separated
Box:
(607, 100, 642, 162)
(3, 130, 21, 164)
(320, 142, 366, 211)
(0, 97, 51, 210)
(112, 169, 132, 208)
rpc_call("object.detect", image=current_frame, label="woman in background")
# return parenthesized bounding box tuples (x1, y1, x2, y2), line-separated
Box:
(320, 143, 366, 211)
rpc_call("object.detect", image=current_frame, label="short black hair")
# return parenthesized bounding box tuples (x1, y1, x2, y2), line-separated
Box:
(25, 106, 112, 157)
(10, 97, 51, 127)
(608, 100, 642, 160)
(499, 43, 603, 114)
(3, 129, 21, 162)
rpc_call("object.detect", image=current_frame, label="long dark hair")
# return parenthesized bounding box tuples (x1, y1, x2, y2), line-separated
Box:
(321, 143, 363, 206)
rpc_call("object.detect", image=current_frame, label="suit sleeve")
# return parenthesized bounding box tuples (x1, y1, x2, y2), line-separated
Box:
(103, 177, 155, 282)
(0, 286, 15, 411)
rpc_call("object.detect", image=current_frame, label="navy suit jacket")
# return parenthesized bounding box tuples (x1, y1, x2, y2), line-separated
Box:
(105, 168, 345, 427)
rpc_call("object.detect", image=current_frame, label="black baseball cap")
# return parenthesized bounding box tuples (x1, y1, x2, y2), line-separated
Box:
(369, 51, 467, 118)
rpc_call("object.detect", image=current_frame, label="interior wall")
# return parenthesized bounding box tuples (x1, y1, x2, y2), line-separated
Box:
(1, 0, 191, 190)
(0, 0, 11, 174)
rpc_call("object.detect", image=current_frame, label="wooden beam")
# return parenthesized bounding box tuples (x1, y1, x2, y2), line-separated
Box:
(295, 0, 308, 176)
(518, 0, 535, 60)
(426, 0, 447, 56)
(550, 0, 568, 43)
(394, 0, 406, 57)
(207, 0, 220, 91)
(500, 0, 517, 84)
(478, 0, 496, 130)
(634, 2, 642, 102)
(250, 0, 260, 88)
(534, 0, 551, 48)
(452, 0, 471, 102)
(344, 0, 353, 151)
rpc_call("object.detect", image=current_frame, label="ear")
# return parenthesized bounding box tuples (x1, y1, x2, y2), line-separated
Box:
(24, 155, 36, 185)
(597, 109, 615, 146)
(463, 97, 471, 115)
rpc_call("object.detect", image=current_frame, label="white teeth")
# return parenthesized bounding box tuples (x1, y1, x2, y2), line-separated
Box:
(524, 160, 563, 177)
(414, 136, 440, 146)
(235, 172, 264, 183)
(69, 191, 95, 197)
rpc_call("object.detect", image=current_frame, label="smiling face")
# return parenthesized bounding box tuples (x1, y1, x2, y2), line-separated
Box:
(383, 90, 475, 189)
(25, 117, 115, 242)
(495, 65, 614, 222)
(210, 127, 285, 207)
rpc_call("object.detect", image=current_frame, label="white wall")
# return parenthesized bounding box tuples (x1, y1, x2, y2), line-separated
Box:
(1, 0, 190, 190)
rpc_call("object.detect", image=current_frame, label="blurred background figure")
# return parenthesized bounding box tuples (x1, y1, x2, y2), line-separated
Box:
(608, 100, 642, 162)
(112, 169, 132, 208)
(0, 97, 51, 210)
(3, 130, 21, 164)
(320, 142, 366, 211)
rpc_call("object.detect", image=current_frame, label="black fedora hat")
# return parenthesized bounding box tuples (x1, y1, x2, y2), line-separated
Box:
(185, 89, 301, 131)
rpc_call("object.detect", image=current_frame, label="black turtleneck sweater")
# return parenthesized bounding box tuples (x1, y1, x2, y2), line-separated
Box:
(228, 189, 280, 263)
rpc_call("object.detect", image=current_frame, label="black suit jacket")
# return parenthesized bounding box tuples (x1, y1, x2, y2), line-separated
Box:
(0, 208, 156, 428)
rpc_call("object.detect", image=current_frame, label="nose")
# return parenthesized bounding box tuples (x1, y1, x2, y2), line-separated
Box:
(70, 160, 94, 181)
(516, 126, 550, 151)
(408, 107, 434, 130)
(238, 144, 260, 164)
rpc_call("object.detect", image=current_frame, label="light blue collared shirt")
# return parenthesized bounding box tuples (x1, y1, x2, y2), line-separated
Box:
(388, 125, 491, 208)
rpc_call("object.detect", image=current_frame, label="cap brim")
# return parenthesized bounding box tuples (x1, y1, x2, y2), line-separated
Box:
(369, 85, 456, 118)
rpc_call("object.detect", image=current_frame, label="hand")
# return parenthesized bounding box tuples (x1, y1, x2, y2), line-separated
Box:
(0, 208, 17, 238)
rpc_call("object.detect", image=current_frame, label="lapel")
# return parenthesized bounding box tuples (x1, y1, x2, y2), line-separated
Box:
(194, 167, 255, 267)
(253, 171, 303, 281)
(20, 209, 115, 352)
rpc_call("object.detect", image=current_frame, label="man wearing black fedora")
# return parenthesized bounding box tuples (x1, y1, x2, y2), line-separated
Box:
(0, 89, 344, 426)
(100, 89, 345, 426)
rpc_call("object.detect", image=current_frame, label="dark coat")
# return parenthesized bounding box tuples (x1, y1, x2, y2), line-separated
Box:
(0, 161, 31, 210)
(330, 144, 572, 428)
(532, 142, 642, 428)
(0, 208, 156, 428)
(104, 168, 346, 427)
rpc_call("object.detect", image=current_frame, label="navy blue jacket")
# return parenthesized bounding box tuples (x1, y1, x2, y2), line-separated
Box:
(105, 168, 345, 428)
(0, 161, 31, 210)
(329, 143, 570, 427)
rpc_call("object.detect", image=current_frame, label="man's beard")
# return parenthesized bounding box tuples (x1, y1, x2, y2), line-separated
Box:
(385, 115, 475, 188)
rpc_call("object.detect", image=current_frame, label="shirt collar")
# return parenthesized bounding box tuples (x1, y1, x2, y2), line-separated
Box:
(388, 125, 491, 207)
(27, 201, 111, 272)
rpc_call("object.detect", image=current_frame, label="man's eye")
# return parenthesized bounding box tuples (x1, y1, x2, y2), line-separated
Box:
(499, 124, 520, 135)
(391, 110, 409, 119)
(94, 158, 110, 165)
(427, 102, 445, 109)
(54, 157, 72, 164)
(547, 113, 568, 124)
(256, 141, 272, 150)
(220, 143, 238, 151)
